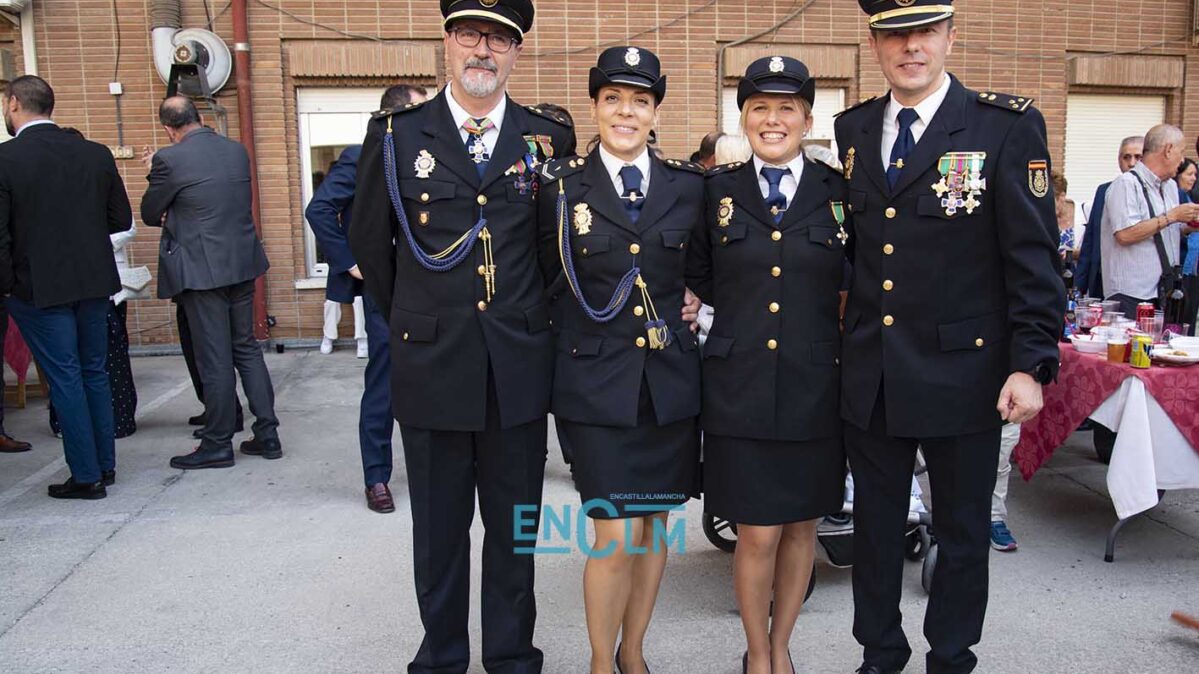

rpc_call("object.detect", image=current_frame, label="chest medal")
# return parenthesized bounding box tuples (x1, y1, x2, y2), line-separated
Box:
(931, 152, 986, 216)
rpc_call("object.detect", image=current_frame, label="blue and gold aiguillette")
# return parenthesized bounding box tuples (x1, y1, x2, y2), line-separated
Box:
(414, 150, 436, 179)
(573, 203, 593, 235)
(931, 151, 986, 216)
(717, 197, 734, 227)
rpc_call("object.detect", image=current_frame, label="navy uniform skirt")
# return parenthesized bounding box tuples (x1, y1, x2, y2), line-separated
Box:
(559, 380, 699, 520)
(703, 433, 844, 526)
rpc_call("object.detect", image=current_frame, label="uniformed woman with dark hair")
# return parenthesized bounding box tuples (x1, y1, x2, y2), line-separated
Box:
(685, 56, 848, 674)
(537, 45, 704, 674)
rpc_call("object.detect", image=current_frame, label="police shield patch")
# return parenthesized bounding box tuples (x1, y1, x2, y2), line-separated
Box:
(1028, 160, 1049, 198)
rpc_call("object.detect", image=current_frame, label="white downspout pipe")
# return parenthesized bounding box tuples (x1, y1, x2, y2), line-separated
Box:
(20, 3, 37, 75)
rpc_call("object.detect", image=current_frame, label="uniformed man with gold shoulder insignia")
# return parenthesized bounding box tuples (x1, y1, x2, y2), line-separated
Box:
(348, 1, 575, 672)
(834, 2, 1064, 674)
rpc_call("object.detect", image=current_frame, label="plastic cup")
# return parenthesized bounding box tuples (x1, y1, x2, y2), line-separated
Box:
(1107, 339, 1127, 363)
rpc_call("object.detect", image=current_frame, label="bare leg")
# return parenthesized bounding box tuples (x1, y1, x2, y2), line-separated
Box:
(735, 524, 783, 674)
(769, 519, 819, 674)
(618, 513, 670, 674)
(585, 517, 645, 674)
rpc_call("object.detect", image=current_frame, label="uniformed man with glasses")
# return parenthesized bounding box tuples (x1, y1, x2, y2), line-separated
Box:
(349, 1, 575, 673)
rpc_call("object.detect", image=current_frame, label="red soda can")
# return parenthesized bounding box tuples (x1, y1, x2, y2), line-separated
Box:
(1137, 302, 1155, 322)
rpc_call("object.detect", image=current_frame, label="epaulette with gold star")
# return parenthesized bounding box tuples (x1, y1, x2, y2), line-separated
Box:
(662, 158, 705, 174)
(539, 156, 586, 184)
(834, 95, 878, 119)
(975, 90, 1034, 113)
(371, 99, 427, 120)
(525, 104, 574, 128)
(705, 161, 746, 177)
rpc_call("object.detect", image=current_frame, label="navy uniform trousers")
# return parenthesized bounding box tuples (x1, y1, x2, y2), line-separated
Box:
(399, 370, 547, 674)
(845, 390, 999, 674)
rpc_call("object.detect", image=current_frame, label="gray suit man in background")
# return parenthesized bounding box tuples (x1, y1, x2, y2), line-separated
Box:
(141, 96, 282, 470)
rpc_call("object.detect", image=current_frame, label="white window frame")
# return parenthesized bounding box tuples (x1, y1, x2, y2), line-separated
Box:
(296, 88, 387, 282)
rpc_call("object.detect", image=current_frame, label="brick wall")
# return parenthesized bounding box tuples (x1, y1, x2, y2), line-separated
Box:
(11, 0, 1199, 345)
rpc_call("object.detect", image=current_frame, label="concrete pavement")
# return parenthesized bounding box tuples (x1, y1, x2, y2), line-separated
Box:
(0, 349, 1196, 673)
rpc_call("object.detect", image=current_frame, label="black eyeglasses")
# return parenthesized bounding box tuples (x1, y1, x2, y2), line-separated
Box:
(451, 27, 518, 54)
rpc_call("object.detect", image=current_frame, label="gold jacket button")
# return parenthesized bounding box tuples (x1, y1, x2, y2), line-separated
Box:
(883, 315, 894, 327)
(420, 193, 430, 202)
(402, 332, 410, 341)
(975, 338, 985, 348)
(477, 300, 488, 311)
(581, 247, 589, 256)
(883, 243, 895, 255)
(633, 306, 645, 317)
(477, 194, 488, 206)
(636, 336, 647, 348)
(721, 235, 729, 244)
(883, 280, 894, 291)
(766, 339, 778, 350)
(771, 266, 781, 277)
(629, 243, 641, 254)
(477, 265, 487, 276)
(768, 302, 780, 313)
(885, 207, 897, 219)
(771, 230, 782, 241)
(834, 357, 841, 365)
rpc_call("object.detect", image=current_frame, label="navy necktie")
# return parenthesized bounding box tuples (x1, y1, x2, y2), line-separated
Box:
(463, 117, 494, 179)
(619, 165, 645, 224)
(888, 107, 919, 189)
(761, 166, 790, 224)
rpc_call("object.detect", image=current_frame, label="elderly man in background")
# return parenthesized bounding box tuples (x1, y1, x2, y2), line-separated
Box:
(142, 97, 281, 470)
(1100, 124, 1199, 318)
(0, 75, 132, 499)
(1077, 136, 1143, 298)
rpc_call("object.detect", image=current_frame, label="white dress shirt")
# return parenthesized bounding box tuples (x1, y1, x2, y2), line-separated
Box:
(445, 82, 506, 157)
(752, 153, 806, 205)
(15, 119, 56, 137)
(597, 144, 651, 198)
(880, 73, 952, 171)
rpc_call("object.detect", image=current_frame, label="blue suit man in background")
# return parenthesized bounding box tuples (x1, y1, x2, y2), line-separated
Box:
(305, 84, 428, 513)
(1077, 135, 1143, 297)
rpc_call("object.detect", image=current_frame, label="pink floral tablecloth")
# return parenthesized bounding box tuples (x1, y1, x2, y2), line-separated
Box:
(1014, 346, 1199, 480)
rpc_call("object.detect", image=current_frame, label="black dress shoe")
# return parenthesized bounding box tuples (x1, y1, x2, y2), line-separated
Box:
(170, 446, 235, 470)
(48, 477, 107, 500)
(742, 652, 748, 674)
(856, 665, 900, 674)
(239, 437, 282, 460)
(101, 470, 116, 486)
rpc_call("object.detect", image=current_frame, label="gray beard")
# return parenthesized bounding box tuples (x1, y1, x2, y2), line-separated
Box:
(459, 70, 499, 98)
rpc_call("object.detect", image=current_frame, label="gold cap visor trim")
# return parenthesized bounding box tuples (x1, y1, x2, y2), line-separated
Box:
(444, 10, 524, 38)
(869, 5, 954, 29)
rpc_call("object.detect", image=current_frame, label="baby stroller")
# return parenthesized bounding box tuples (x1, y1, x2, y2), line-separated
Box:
(702, 452, 938, 596)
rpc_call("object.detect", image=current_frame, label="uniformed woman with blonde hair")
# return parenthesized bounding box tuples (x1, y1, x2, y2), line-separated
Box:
(537, 46, 704, 674)
(685, 55, 848, 674)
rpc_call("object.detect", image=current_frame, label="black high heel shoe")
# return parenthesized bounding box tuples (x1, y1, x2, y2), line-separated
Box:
(615, 643, 651, 674)
(741, 652, 748, 674)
